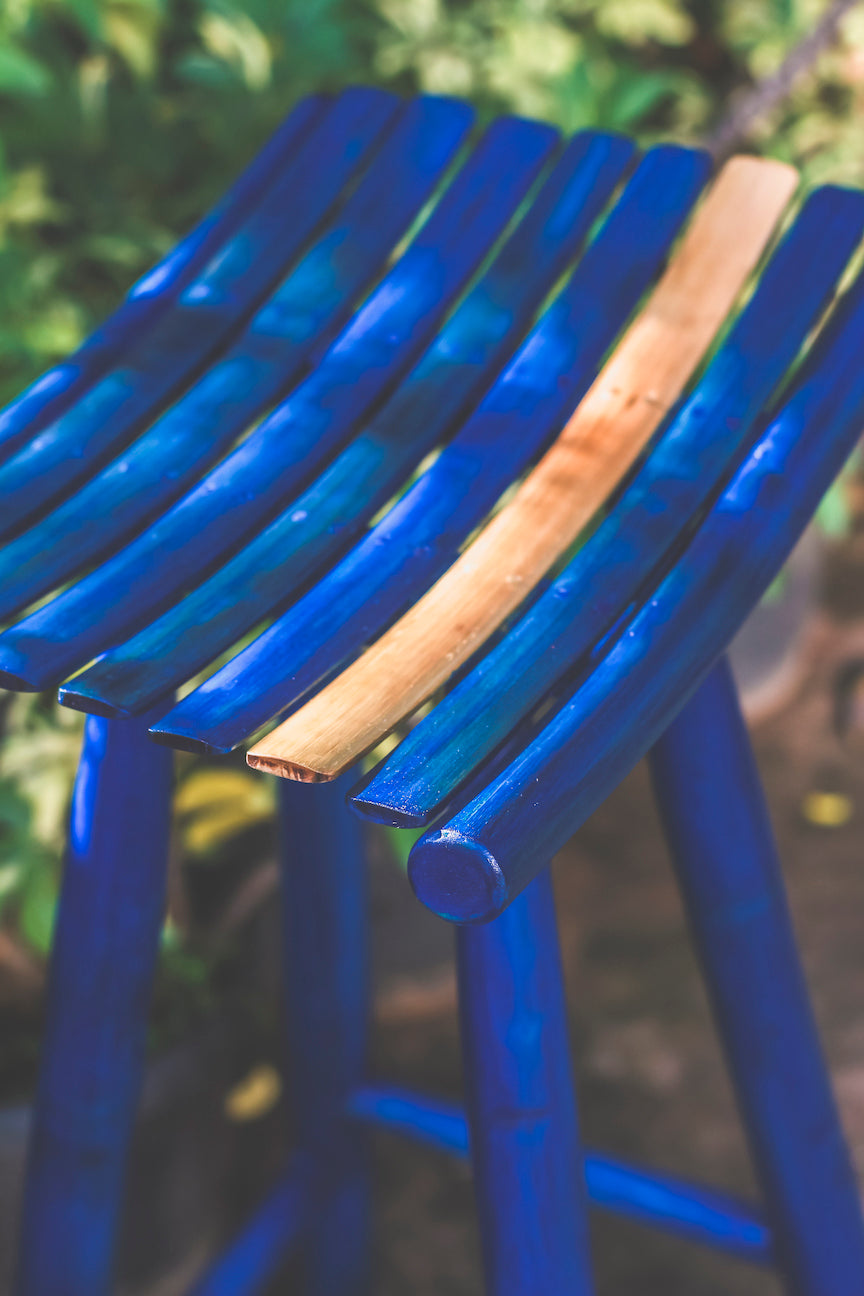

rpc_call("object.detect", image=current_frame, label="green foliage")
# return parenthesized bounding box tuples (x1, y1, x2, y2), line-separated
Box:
(0, 694, 83, 955)
(2, 0, 863, 401)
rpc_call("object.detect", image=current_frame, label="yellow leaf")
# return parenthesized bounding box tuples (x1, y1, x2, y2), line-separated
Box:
(199, 11, 271, 91)
(595, 0, 694, 47)
(801, 791, 854, 828)
(105, 8, 159, 78)
(224, 1064, 282, 1122)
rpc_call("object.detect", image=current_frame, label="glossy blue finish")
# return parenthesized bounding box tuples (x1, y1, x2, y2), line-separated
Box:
(15, 711, 173, 1296)
(407, 262, 864, 923)
(64, 131, 635, 716)
(346, 1086, 772, 1263)
(0, 97, 473, 618)
(0, 87, 400, 540)
(144, 146, 710, 752)
(650, 659, 864, 1292)
(278, 772, 371, 1294)
(187, 1163, 307, 1296)
(355, 185, 864, 826)
(0, 116, 556, 695)
(457, 868, 594, 1294)
(0, 94, 324, 462)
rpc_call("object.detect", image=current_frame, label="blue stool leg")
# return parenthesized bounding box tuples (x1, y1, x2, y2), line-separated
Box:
(649, 656, 864, 1295)
(457, 868, 595, 1296)
(278, 776, 371, 1296)
(15, 712, 173, 1296)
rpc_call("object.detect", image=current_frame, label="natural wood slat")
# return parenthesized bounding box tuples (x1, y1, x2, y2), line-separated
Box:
(248, 154, 798, 782)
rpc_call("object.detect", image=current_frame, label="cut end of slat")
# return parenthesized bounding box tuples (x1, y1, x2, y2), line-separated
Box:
(57, 684, 132, 720)
(408, 827, 508, 924)
(0, 667, 41, 693)
(147, 726, 228, 756)
(245, 748, 336, 782)
(350, 788, 431, 829)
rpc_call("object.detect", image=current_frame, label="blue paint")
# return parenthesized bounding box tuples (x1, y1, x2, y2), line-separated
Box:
(355, 185, 864, 826)
(407, 259, 864, 924)
(0, 97, 472, 619)
(15, 711, 173, 1296)
(62, 131, 634, 715)
(346, 1087, 771, 1263)
(0, 95, 324, 463)
(650, 659, 864, 1291)
(0, 116, 556, 695)
(187, 1163, 308, 1296)
(278, 773, 371, 1294)
(0, 88, 400, 539)
(458, 868, 595, 1294)
(144, 145, 710, 753)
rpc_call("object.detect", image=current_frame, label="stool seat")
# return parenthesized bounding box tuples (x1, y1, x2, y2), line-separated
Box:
(2, 91, 864, 889)
(0, 91, 850, 769)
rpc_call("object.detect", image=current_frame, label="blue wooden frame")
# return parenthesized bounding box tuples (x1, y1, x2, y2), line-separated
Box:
(4, 89, 864, 1296)
(15, 710, 173, 1296)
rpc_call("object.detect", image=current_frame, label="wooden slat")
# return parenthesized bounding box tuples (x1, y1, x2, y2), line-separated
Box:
(248, 154, 798, 782)
(352, 184, 864, 827)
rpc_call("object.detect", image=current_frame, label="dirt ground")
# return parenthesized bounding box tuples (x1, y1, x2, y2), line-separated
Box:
(362, 533, 864, 1295)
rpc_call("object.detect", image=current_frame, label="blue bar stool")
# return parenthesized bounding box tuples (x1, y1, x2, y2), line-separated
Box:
(3, 87, 864, 1295)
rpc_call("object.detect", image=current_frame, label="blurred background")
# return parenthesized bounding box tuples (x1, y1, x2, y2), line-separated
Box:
(2, 1, 864, 1292)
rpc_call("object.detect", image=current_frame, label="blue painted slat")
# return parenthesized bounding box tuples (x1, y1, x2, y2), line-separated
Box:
(0, 94, 325, 463)
(0, 96, 473, 619)
(0, 117, 559, 692)
(61, 131, 635, 715)
(354, 185, 864, 826)
(0, 87, 401, 540)
(406, 262, 864, 924)
(144, 146, 711, 754)
(650, 659, 864, 1292)
(347, 1085, 771, 1263)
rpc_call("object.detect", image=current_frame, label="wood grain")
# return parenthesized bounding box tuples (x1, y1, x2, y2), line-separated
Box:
(248, 154, 798, 782)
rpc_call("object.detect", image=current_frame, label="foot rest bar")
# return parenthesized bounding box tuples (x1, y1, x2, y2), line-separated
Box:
(346, 1086, 773, 1265)
(186, 1162, 308, 1296)
(181, 1084, 771, 1295)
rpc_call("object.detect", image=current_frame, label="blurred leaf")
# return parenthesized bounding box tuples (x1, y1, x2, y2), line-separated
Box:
(0, 44, 53, 98)
(176, 766, 273, 855)
(817, 475, 853, 538)
(607, 68, 682, 127)
(594, 0, 694, 47)
(105, 7, 161, 79)
(199, 9, 272, 90)
(384, 824, 423, 872)
(19, 866, 58, 957)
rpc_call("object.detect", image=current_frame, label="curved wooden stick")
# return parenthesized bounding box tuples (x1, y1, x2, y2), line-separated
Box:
(248, 154, 798, 782)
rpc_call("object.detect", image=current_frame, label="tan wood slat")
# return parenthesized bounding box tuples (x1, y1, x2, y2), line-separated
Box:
(248, 154, 798, 782)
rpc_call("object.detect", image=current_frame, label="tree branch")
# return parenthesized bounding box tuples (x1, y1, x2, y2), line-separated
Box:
(708, 0, 862, 159)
